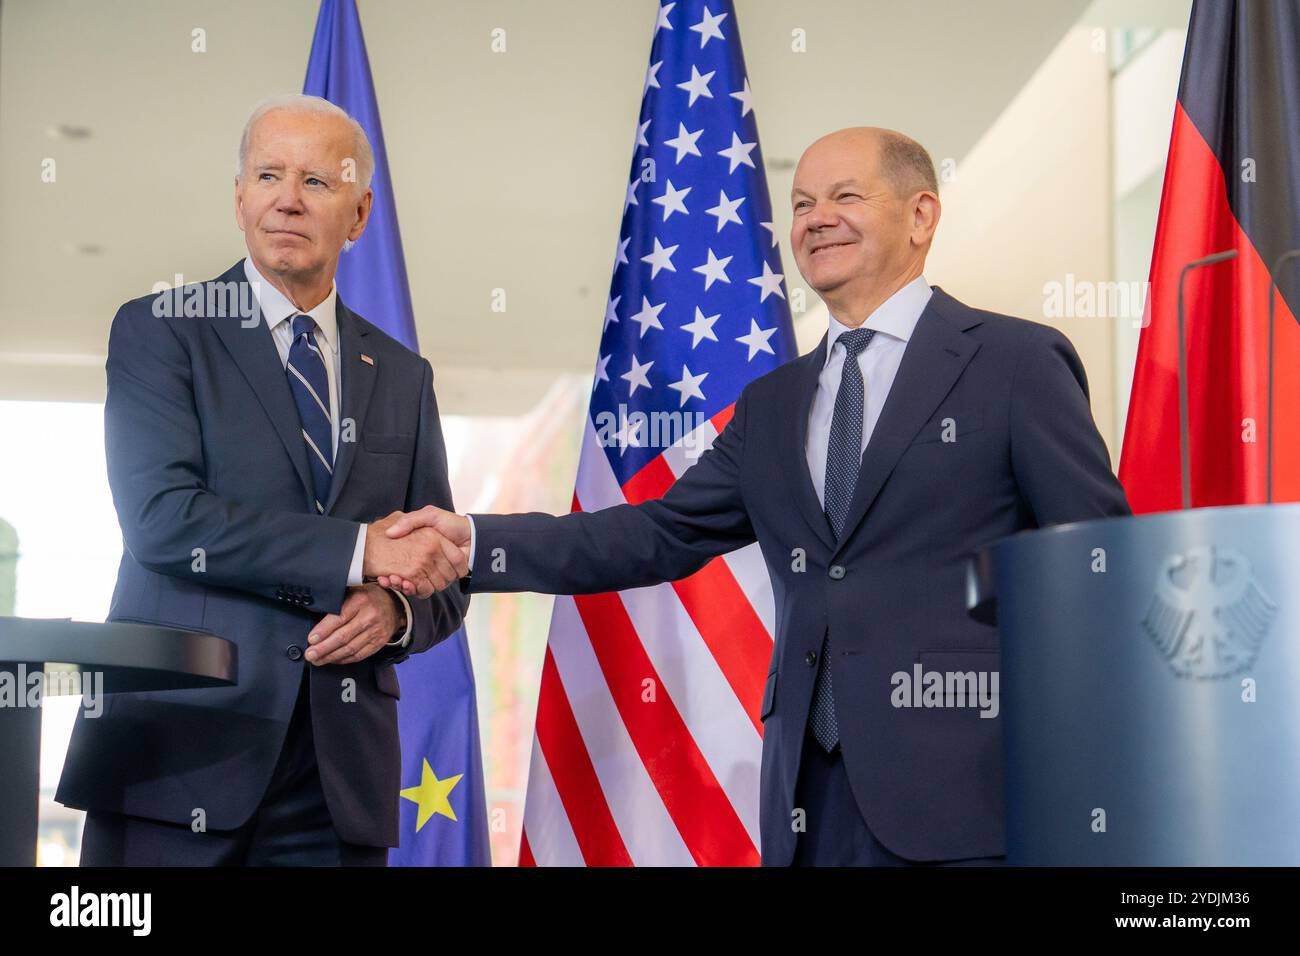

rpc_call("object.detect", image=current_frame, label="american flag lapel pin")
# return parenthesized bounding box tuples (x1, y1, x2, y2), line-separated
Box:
(360, 354, 374, 366)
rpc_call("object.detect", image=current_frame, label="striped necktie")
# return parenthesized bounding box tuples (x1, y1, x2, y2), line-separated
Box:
(809, 326, 875, 752)
(285, 313, 334, 514)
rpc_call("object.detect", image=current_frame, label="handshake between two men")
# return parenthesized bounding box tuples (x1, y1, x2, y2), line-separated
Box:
(362, 506, 470, 598)
(305, 508, 465, 667)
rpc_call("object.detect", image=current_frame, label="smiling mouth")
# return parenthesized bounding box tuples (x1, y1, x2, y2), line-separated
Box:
(810, 242, 854, 256)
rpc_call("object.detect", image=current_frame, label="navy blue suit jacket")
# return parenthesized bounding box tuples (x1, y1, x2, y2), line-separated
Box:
(56, 260, 467, 848)
(467, 286, 1130, 864)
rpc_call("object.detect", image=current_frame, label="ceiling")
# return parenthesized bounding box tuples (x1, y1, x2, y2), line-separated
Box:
(0, 0, 1106, 413)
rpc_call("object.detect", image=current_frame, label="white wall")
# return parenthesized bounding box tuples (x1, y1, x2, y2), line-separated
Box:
(926, 26, 1117, 457)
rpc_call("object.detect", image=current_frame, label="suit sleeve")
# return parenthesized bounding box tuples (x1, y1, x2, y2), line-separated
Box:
(105, 302, 360, 613)
(374, 358, 468, 664)
(467, 386, 758, 594)
(1009, 324, 1132, 525)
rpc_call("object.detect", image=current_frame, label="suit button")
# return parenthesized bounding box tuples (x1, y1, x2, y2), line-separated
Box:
(828, 565, 846, 580)
(805, 650, 817, 666)
(286, 645, 303, 661)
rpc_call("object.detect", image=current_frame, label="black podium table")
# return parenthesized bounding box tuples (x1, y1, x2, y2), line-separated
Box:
(0, 616, 236, 866)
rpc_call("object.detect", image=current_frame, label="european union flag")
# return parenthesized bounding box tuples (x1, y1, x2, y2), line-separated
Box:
(304, 0, 492, 867)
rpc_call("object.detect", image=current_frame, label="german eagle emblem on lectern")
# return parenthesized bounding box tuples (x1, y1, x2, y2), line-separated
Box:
(1141, 546, 1276, 679)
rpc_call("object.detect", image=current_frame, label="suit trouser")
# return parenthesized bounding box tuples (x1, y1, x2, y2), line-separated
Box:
(79, 669, 386, 867)
(791, 727, 1006, 867)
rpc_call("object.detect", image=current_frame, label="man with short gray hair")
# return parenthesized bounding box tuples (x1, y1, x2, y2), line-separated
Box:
(56, 95, 469, 865)
(383, 126, 1131, 865)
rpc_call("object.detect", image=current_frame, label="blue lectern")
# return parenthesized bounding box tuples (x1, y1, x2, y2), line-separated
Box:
(969, 504, 1300, 865)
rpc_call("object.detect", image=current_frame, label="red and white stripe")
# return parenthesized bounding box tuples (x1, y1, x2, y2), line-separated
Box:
(520, 406, 774, 866)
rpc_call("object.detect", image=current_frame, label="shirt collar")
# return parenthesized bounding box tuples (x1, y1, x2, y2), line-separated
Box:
(243, 256, 339, 353)
(824, 275, 933, 366)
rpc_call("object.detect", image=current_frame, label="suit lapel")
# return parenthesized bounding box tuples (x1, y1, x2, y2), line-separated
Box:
(210, 264, 314, 504)
(780, 334, 837, 551)
(832, 288, 982, 555)
(325, 301, 376, 514)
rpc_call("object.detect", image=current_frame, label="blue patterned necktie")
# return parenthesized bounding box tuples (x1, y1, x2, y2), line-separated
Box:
(285, 314, 334, 514)
(810, 326, 875, 752)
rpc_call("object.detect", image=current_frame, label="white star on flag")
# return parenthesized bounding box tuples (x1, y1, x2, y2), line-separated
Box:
(681, 306, 721, 346)
(636, 119, 651, 148)
(628, 296, 667, 337)
(736, 318, 778, 360)
(652, 179, 692, 220)
(760, 222, 777, 248)
(747, 261, 785, 301)
(641, 237, 679, 278)
(689, 6, 728, 48)
(594, 353, 612, 387)
(664, 122, 705, 163)
(718, 131, 758, 173)
(614, 412, 645, 455)
(693, 248, 733, 289)
(730, 77, 753, 116)
(604, 295, 621, 329)
(677, 65, 715, 106)
(667, 364, 709, 405)
(621, 353, 654, 395)
(706, 190, 745, 232)
(656, 2, 675, 32)
(615, 235, 631, 267)
(644, 60, 662, 95)
(625, 177, 640, 210)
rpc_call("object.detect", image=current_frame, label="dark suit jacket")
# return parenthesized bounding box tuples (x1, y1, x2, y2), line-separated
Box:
(466, 286, 1131, 864)
(56, 260, 467, 848)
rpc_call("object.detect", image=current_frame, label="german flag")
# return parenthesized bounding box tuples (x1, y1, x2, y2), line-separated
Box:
(1119, 0, 1300, 512)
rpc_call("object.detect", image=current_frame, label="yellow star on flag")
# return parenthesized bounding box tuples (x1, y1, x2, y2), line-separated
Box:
(399, 759, 463, 832)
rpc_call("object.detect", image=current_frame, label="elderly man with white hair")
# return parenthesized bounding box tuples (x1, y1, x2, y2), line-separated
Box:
(56, 95, 469, 866)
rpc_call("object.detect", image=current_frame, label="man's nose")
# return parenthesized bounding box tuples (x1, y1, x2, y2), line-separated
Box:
(274, 179, 305, 212)
(805, 201, 839, 230)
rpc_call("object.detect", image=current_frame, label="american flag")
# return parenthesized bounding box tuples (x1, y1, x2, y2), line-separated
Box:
(520, 0, 796, 866)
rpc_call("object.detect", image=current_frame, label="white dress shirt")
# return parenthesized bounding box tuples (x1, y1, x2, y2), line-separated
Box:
(243, 258, 411, 646)
(805, 275, 932, 507)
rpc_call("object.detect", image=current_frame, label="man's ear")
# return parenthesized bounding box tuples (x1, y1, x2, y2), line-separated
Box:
(234, 177, 247, 233)
(911, 191, 941, 248)
(348, 189, 374, 242)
